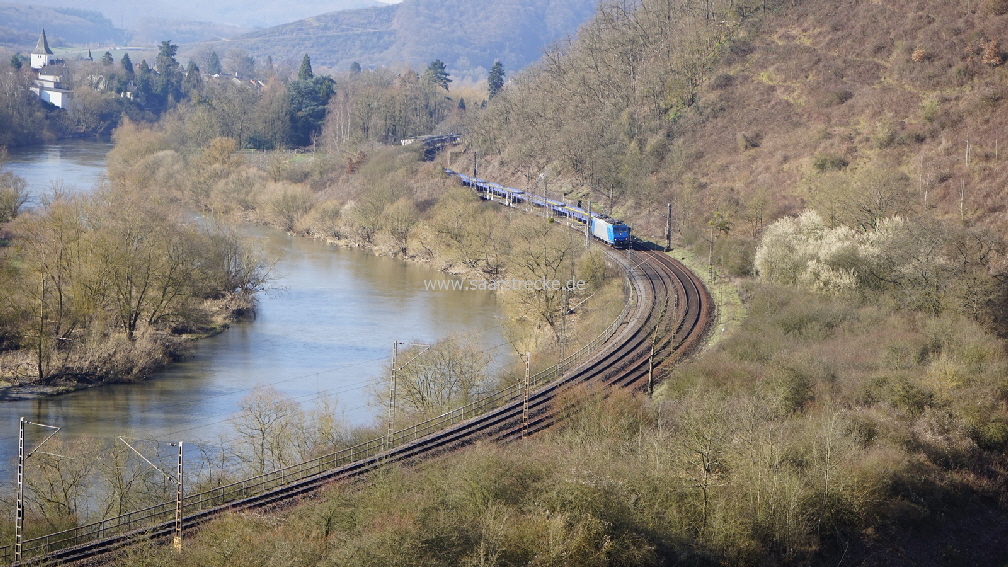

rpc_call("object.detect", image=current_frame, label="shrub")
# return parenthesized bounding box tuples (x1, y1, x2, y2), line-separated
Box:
(893, 130, 926, 145)
(967, 415, 1008, 451)
(982, 39, 1004, 66)
(301, 199, 342, 238)
(753, 210, 863, 292)
(260, 182, 315, 232)
(812, 153, 848, 172)
(771, 363, 815, 413)
(821, 90, 853, 106)
(920, 98, 940, 122)
(714, 236, 755, 277)
(890, 379, 934, 416)
(0, 173, 29, 223)
(711, 73, 734, 89)
(209, 168, 266, 214)
(577, 249, 609, 290)
(737, 131, 761, 151)
(846, 413, 880, 447)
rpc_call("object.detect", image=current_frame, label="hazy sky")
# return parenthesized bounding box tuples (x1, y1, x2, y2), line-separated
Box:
(3, 0, 403, 28)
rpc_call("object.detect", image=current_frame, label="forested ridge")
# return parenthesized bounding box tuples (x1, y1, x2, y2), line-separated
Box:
(190, 0, 599, 80)
(475, 0, 1008, 281)
(0, 2, 127, 47)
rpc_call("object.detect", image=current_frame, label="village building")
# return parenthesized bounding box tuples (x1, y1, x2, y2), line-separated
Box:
(30, 29, 57, 70)
(28, 29, 72, 108)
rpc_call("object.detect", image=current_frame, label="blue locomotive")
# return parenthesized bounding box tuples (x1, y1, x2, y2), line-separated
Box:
(445, 169, 632, 248)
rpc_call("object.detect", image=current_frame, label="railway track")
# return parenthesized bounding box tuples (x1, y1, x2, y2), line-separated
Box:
(15, 242, 711, 566)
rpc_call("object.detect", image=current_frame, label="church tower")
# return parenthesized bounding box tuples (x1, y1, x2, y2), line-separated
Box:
(31, 29, 54, 70)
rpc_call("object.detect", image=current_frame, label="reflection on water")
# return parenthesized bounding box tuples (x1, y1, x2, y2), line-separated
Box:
(4, 138, 111, 204)
(0, 142, 510, 481)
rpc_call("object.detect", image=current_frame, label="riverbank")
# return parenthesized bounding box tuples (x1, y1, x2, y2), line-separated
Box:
(98, 126, 631, 385)
(0, 291, 256, 399)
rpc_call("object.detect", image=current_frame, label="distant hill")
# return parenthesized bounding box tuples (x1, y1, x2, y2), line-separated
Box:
(0, 3, 127, 48)
(0, 0, 385, 29)
(387, 0, 598, 79)
(201, 5, 398, 73)
(189, 0, 599, 80)
(128, 18, 251, 46)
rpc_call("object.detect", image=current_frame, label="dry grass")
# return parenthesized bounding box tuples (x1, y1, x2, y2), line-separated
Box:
(658, 0, 1008, 236)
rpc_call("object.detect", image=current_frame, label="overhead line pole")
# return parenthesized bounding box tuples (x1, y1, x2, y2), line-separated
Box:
(174, 442, 183, 552)
(16, 418, 61, 563)
(118, 437, 183, 552)
(388, 340, 397, 448)
(648, 345, 655, 396)
(666, 202, 672, 252)
(15, 418, 22, 562)
(522, 352, 530, 439)
(387, 341, 432, 449)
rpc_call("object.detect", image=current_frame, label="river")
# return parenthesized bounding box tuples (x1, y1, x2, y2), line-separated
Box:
(1, 140, 510, 480)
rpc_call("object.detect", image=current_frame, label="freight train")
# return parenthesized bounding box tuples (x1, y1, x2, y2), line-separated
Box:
(444, 169, 632, 248)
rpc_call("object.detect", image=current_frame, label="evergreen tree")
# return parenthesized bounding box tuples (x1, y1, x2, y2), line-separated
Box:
(458, 98, 466, 110)
(134, 60, 152, 105)
(101, 51, 113, 65)
(426, 59, 451, 90)
(151, 40, 183, 107)
(10, 54, 21, 70)
(350, 61, 362, 74)
(207, 50, 222, 75)
(121, 53, 134, 76)
(288, 72, 334, 147)
(298, 54, 314, 81)
(156, 41, 179, 73)
(155, 40, 183, 100)
(183, 61, 202, 94)
(488, 61, 505, 99)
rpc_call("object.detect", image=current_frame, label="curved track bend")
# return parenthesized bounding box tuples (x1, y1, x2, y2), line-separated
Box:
(18, 243, 712, 566)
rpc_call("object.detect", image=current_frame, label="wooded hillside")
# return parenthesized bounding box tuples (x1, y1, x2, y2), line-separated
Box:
(477, 0, 1008, 246)
(0, 2, 127, 47)
(189, 0, 599, 80)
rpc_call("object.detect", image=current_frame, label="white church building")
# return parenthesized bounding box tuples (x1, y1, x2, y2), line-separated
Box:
(29, 29, 72, 108)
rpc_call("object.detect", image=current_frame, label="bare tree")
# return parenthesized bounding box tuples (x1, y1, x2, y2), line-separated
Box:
(0, 148, 29, 222)
(384, 197, 418, 256)
(204, 78, 259, 149)
(379, 335, 492, 416)
(24, 436, 99, 530)
(85, 187, 203, 339)
(96, 441, 166, 519)
(230, 386, 304, 476)
(508, 217, 580, 345)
